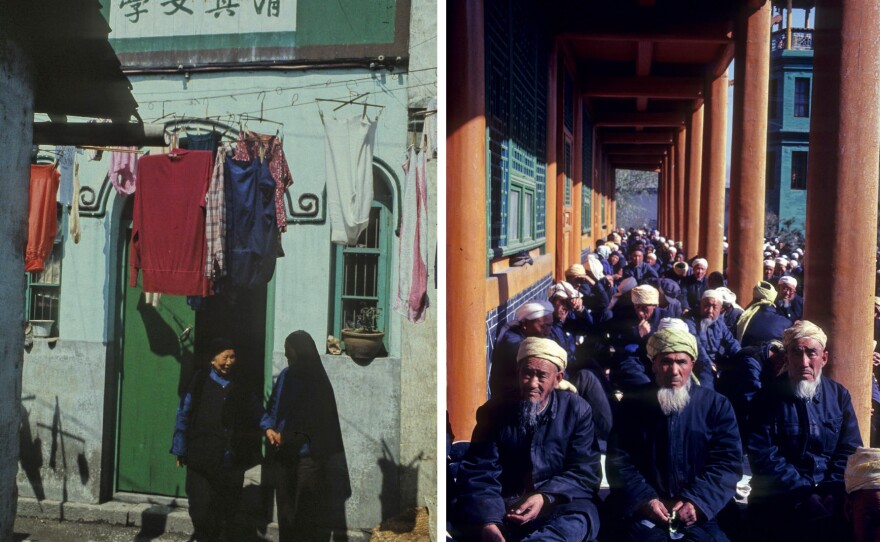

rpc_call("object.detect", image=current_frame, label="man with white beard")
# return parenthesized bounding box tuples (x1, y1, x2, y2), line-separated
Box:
(747, 320, 862, 542)
(605, 327, 742, 541)
(453, 337, 602, 541)
(684, 289, 742, 390)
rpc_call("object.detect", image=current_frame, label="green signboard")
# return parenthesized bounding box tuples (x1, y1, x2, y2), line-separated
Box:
(104, 0, 410, 68)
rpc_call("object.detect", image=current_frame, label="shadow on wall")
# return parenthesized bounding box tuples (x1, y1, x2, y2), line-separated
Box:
(18, 396, 45, 501)
(20, 395, 89, 503)
(378, 440, 421, 532)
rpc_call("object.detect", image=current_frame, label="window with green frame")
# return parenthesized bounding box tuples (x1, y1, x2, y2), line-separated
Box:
(332, 170, 392, 350)
(581, 109, 593, 235)
(26, 203, 64, 337)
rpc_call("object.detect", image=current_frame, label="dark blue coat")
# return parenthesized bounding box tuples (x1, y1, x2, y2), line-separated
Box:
(606, 385, 742, 521)
(747, 374, 862, 504)
(684, 314, 742, 364)
(578, 281, 613, 322)
(740, 304, 791, 348)
(603, 305, 671, 390)
(623, 262, 659, 284)
(489, 325, 526, 399)
(681, 275, 708, 312)
(775, 294, 804, 323)
(454, 391, 601, 539)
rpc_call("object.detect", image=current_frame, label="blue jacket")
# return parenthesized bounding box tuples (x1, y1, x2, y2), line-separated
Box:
(623, 262, 659, 284)
(775, 294, 804, 323)
(489, 325, 526, 399)
(681, 276, 708, 312)
(606, 385, 742, 521)
(685, 314, 742, 364)
(747, 374, 862, 504)
(454, 391, 601, 538)
(740, 304, 791, 348)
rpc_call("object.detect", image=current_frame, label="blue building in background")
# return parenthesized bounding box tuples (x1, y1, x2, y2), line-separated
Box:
(766, 3, 813, 231)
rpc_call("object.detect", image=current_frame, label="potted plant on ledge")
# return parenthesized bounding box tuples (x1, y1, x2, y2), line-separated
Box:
(341, 304, 385, 365)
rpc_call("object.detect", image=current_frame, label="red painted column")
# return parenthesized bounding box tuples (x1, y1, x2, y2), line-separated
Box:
(685, 105, 704, 257)
(804, 0, 880, 445)
(447, 0, 487, 439)
(728, 2, 771, 303)
(675, 127, 687, 243)
(698, 73, 728, 274)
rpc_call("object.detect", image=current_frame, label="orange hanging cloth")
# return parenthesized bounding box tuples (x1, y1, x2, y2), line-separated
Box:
(25, 164, 60, 272)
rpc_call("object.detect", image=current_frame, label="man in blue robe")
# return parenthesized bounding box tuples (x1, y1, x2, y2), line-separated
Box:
(747, 320, 862, 542)
(606, 327, 742, 541)
(453, 338, 602, 542)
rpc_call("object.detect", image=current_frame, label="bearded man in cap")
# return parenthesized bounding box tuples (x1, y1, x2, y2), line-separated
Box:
(747, 320, 862, 542)
(683, 290, 742, 390)
(489, 302, 553, 399)
(454, 338, 602, 542)
(605, 327, 742, 541)
(775, 275, 804, 323)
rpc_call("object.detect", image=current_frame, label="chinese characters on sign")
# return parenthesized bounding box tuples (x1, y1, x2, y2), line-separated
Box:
(119, 0, 284, 25)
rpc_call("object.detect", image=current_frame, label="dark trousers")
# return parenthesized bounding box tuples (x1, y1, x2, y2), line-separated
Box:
(621, 518, 730, 542)
(275, 456, 327, 542)
(186, 466, 245, 542)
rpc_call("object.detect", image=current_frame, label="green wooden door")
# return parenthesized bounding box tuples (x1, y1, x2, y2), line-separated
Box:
(116, 238, 193, 496)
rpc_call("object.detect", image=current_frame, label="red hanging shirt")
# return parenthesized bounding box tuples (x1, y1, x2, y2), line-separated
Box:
(26, 164, 61, 273)
(130, 150, 214, 296)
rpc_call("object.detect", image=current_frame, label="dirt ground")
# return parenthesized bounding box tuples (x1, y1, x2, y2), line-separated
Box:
(370, 507, 431, 541)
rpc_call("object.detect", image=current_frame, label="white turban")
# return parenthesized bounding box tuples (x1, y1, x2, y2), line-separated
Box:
(715, 287, 739, 308)
(693, 258, 708, 269)
(673, 262, 689, 276)
(585, 255, 604, 280)
(846, 447, 880, 493)
(764, 259, 775, 268)
(631, 285, 660, 305)
(778, 276, 798, 288)
(783, 320, 828, 351)
(565, 264, 587, 279)
(515, 301, 553, 324)
(549, 281, 582, 300)
(597, 245, 611, 259)
(657, 317, 689, 332)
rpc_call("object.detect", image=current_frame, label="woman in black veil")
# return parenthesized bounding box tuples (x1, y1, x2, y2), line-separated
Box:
(263, 331, 351, 541)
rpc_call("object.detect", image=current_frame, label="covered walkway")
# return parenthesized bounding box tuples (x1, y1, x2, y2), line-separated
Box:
(447, 0, 880, 441)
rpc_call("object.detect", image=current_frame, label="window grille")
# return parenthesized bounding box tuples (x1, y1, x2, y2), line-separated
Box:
(26, 203, 64, 336)
(582, 109, 593, 235)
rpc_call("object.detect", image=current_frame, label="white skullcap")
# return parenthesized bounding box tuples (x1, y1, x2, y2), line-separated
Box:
(693, 258, 708, 269)
(702, 289, 724, 301)
(778, 276, 797, 288)
(764, 259, 775, 268)
(796, 248, 804, 255)
(515, 301, 553, 323)
(657, 317, 689, 332)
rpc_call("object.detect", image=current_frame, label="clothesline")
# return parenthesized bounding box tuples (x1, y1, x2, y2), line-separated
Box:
(79, 145, 146, 154)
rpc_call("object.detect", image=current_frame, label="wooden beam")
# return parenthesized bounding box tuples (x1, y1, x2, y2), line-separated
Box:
(584, 76, 704, 99)
(608, 153, 668, 162)
(600, 132, 674, 145)
(32, 122, 167, 146)
(559, 25, 733, 45)
(595, 112, 686, 128)
(605, 145, 669, 155)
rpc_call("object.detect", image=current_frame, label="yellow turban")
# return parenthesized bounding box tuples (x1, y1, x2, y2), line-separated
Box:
(783, 320, 827, 350)
(517, 337, 567, 371)
(631, 284, 660, 306)
(565, 264, 587, 279)
(516, 337, 578, 393)
(647, 327, 698, 361)
(753, 281, 778, 303)
(846, 447, 880, 493)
